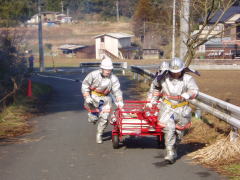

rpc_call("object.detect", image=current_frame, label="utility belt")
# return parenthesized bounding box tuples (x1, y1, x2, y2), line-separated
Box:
(163, 99, 188, 109)
(91, 90, 108, 97)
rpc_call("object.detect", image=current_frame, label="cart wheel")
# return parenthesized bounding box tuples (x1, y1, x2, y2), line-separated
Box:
(112, 135, 119, 149)
(157, 135, 165, 149)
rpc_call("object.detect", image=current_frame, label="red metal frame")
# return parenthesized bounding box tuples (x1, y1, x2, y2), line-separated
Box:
(112, 100, 164, 141)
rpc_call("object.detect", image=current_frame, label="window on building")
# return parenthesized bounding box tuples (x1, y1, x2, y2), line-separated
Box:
(224, 25, 231, 37)
(101, 37, 104, 42)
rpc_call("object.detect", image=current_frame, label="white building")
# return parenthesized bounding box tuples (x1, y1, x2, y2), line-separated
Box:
(26, 12, 72, 25)
(56, 14, 72, 23)
(94, 33, 134, 59)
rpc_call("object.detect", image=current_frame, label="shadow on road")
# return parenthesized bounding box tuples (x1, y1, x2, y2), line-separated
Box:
(152, 142, 205, 168)
(176, 142, 205, 159)
(115, 136, 161, 149)
(152, 160, 173, 167)
(102, 131, 112, 141)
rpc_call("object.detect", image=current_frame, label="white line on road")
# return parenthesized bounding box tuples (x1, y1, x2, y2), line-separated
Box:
(36, 73, 83, 82)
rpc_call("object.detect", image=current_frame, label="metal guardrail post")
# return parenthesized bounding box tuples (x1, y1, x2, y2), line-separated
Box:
(230, 127, 239, 142)
(195, 107, 202, 119)
(122, 69, 125, 75)
(133, 72, 136, 80)
(137, 73, 140, 81)
(123, 62, 128, 69)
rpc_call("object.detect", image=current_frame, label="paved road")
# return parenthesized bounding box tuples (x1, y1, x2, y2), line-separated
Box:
(0, 71, 226, 180)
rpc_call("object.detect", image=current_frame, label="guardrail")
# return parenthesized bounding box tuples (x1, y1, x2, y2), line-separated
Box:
(80, 62, 127, 75)
(131, 65, 239, 140)
(135, 64, 240, 70)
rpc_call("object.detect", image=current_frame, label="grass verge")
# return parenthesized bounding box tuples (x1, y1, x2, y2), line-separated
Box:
(0, 81, 52, 138)
(223, 163, 240, 179)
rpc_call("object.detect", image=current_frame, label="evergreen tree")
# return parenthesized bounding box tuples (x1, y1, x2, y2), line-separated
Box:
(133, 0, 171, 37)
(0, 0, 36, 27)
(119, 0, 138, 18)
(66, 0, 138, 20)
(0, 0, 139, 25)
(43, 0, 62, 12)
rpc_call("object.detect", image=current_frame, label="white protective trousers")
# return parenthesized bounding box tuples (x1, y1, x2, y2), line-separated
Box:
(151, 73, 199, 148)
(82, 69, 123, 135)
(158, 102, 192, 147)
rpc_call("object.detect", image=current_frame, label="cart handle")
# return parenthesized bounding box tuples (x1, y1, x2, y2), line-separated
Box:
(159, 122, 192, 130)
(123, 100, 161, 103)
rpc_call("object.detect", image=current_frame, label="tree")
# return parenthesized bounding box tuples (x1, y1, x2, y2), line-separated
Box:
(43, 0, 62, 12)
(119, 0, 138, 18)
(0, 0, 38, 27)
(184, 0, 237, 66)
(133, 0, 156, 38)
(132, 0, 173, 51)
(0, 29, 28, 105)
(66, 0, 117, 19)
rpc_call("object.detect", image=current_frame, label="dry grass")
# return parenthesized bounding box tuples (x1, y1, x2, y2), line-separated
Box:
(34, 56, 166, 68)
(182, 112, 240, 177)
(183, 113, 231, 145)
(24, 21, 133, 51)
(183, 112, 239, 167)
(222, 163, 240, 178)
(0, 82, 52, 138)
(0, 105, 33, 137)
(188, 135, 240, 166)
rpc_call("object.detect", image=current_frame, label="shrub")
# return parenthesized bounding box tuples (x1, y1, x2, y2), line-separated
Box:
(0, 29, 28, 109)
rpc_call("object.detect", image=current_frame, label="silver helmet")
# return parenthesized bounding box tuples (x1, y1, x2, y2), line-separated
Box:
(159, 61, 169, 72)
(169, 57, 185, 73)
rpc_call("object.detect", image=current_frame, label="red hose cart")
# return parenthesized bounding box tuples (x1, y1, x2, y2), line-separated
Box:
(111, 100, 165, 149)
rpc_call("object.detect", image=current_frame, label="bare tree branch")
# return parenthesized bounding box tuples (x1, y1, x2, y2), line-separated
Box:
(184, 0, 237, 66)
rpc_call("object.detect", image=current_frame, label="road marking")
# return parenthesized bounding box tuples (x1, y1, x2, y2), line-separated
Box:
(36, 73, 83, 82)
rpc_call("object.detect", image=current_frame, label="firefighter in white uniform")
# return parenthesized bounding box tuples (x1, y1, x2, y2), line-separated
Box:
(146, 61, 169, 102)
(147, 57, 199, 163)
(81, 57, 124, 144)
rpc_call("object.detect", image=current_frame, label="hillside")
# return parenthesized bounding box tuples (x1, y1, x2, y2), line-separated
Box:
(25, 21, 134, 53)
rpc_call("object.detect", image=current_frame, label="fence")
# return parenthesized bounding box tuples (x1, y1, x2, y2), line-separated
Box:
(131, 65, 240, 141)
(79, 62, 127, 75)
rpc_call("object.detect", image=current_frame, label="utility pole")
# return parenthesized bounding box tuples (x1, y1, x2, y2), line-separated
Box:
(38, 0, 45, 72)
(180, 0, 190, 60)
(143, 21, 146, 48)
(116, 1, 119, 22)
(61, 1, 64, 14)
(67, 8, 69, 17)
(172, 0, 176, 59)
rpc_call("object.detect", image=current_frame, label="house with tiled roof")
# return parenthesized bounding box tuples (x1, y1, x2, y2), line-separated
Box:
(195, 5, 240, 59)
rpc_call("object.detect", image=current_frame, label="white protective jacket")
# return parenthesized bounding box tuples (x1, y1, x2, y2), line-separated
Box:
(151, 73, 199, 147)
(81, 69, 123, 119)
(151, 73, 199, 104)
